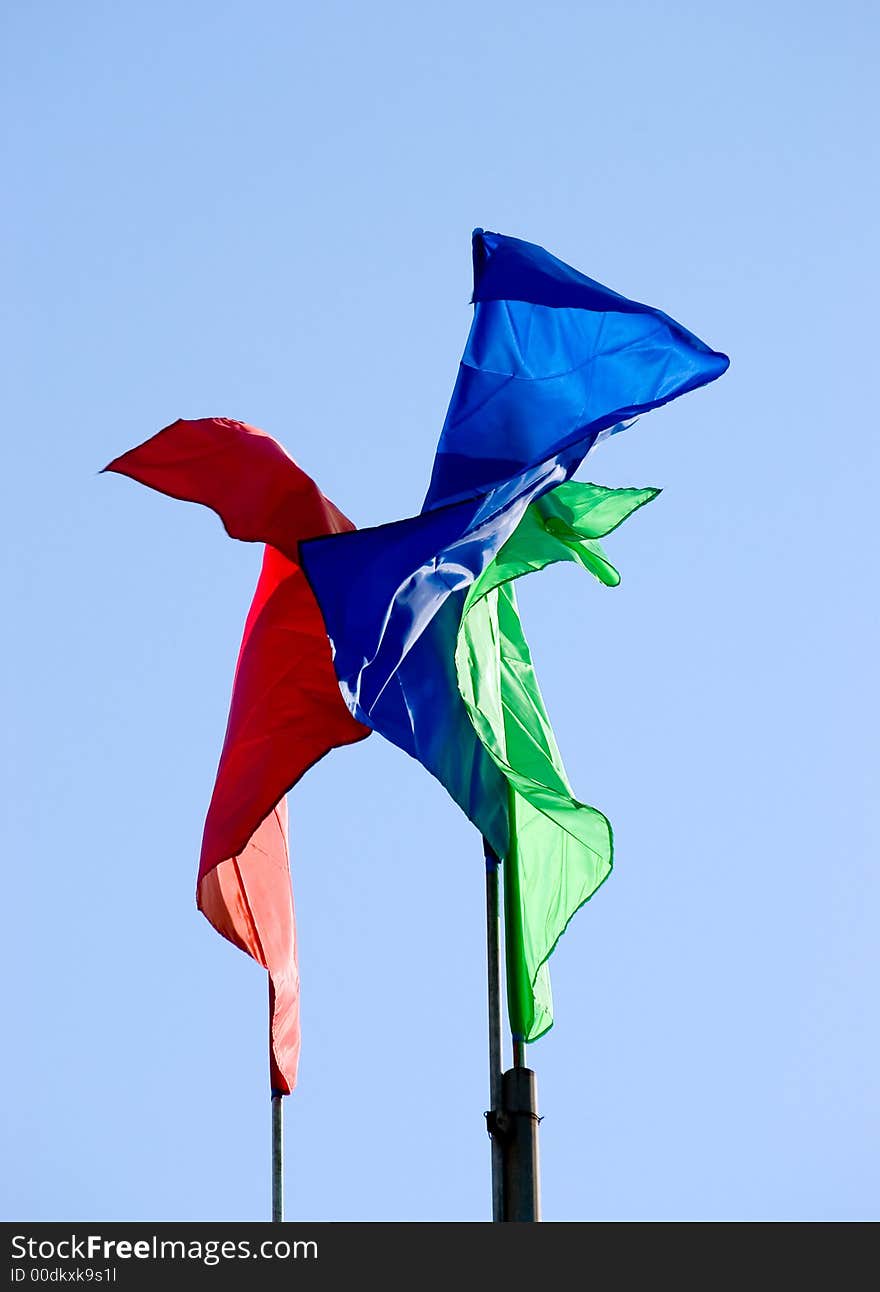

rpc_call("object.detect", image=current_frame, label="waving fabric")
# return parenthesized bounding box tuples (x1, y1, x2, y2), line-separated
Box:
(106, 230, 728, 1065)
(455, 482, 659, 1039)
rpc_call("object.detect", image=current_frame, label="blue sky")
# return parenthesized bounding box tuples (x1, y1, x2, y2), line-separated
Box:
(3, 0, 877, 1220)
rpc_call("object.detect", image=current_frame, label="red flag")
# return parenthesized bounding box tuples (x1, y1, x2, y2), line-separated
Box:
(105, 418, 368, 1092)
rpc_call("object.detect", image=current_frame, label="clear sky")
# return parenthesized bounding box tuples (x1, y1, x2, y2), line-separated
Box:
(3, 0, 877, 1222)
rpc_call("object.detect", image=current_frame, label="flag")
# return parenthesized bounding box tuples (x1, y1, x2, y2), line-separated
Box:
(104, 418, 369, 1091)
(456, 481, 659, 1039)
(299, 229, 728, 1036)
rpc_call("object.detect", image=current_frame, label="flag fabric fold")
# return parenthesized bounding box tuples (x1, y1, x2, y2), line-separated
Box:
(105, 417, 369, 1092)
(424, 229, 728, 511)
(455, 481, 659, 1039)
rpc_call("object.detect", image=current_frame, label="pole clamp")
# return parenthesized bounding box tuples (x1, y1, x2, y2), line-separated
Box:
(485, 1109, 512, 1142)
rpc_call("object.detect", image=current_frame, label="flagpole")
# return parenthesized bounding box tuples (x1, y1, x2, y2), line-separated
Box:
(271, 1091, 284, 1222)
(483, 841, 504, 1221)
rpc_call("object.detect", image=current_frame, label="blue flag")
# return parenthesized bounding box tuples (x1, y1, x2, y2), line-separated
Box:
(301, 230, 728, 857)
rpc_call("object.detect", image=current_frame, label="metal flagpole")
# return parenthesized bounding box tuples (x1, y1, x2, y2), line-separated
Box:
(483, 841, 504, 1221)
(271, 1091, 284, 1222)
(485, 839, 542, 1221)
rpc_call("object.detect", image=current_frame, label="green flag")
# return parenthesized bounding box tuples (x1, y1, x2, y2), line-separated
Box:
(455, 481, 659, 1040)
